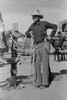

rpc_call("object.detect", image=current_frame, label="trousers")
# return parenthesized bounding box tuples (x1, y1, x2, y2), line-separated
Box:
(33, 41, 52, 86)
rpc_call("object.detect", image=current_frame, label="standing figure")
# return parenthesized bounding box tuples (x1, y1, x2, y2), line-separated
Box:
(25, 10, 58, 89)
(57, 20, 67, 60)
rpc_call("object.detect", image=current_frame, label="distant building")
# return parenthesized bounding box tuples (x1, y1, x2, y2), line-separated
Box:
(12, 23, 18, 32)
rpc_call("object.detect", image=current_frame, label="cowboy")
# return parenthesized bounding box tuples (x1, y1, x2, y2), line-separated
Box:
(25, 10, 58, 89)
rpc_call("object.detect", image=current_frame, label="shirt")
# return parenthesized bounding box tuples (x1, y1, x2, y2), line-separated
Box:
(25, 20, 58, 43)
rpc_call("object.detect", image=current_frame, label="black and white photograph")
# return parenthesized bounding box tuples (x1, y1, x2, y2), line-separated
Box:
(0, 0, 67, 100)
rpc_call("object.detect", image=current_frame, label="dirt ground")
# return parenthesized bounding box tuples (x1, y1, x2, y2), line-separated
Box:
(0, 55, 67, 100)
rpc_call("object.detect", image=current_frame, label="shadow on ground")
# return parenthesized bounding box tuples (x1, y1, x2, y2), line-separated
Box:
(1, 69, 67, 87)
(51, 69, 67, 81)
(16, 69, 67, 85)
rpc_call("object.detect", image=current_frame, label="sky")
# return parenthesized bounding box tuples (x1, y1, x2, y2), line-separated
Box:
(0, 0, 67, 33)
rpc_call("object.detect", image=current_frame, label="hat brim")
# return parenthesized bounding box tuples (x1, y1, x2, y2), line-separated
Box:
(32, 15, 43, 19)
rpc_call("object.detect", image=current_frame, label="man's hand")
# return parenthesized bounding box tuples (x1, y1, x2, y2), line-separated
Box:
(29, 31, 34, 38)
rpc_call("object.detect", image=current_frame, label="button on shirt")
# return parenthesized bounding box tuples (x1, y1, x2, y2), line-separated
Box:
(25, 20, 58, 43)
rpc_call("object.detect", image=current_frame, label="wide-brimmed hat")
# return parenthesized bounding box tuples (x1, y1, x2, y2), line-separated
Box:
(31, 10, 43, 19)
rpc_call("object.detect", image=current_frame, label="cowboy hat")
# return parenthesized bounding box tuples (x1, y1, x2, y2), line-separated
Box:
(31, 10, 43, 19)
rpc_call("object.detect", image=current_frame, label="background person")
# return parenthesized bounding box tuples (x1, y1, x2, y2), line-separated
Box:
(57, 20, 67, 60)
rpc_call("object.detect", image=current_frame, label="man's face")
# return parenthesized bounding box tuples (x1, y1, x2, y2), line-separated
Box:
(32, 16, 39, 23)
(64, 24, 67, 32)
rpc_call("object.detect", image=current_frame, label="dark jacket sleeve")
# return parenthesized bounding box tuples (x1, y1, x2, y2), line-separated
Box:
(25, 24, 33, 38)
(45, 21, 58, 37)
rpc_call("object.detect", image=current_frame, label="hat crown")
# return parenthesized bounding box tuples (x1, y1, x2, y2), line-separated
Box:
(33, 10, 41, 15)
(34, 10, 40, 15)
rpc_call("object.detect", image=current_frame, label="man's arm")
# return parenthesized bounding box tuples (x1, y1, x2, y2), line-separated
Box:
(45, 21, 58, 37)
(25, 24, 33, 38)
